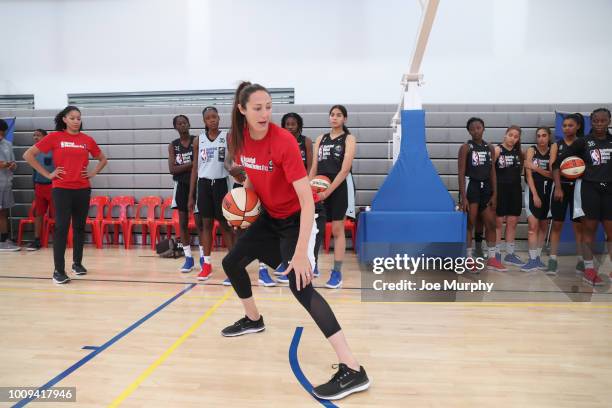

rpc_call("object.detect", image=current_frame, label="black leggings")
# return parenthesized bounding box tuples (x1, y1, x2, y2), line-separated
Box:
(222, 209, 341, 338)
(52, 188, 91, 271)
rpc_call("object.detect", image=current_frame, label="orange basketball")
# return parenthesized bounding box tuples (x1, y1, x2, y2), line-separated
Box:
(222, 187, 261, 228)
(560, 156, 585, 180)
(310, 175, 331, 193)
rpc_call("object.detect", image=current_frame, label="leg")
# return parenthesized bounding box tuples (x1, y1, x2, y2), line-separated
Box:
(200, 217, 214, 256)
(573, 221, 584, 258)
(71, 189, 91, 266)
(0, 208, 8, 239)
(331, 219, 346, 263)
(178, 210, 190, 248)
(549, 221, 563, 257)
(52, 189, 72, 272)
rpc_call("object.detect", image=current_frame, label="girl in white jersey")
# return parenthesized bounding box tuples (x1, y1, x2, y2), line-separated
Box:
(188, 107, 242, 280)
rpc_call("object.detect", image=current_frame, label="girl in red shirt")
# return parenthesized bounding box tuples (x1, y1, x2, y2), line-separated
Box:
(23, 106, 107, 284)
(221, 82, 369, 401)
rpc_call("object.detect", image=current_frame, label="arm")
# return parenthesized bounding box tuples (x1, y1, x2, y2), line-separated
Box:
(524, 148, 541, 207)
(188, 137, 199, 212)
(167, 143, 193, 175)
(318, 135, 356, 200)
(308, 135, 322, 179)
(457, 144, 468, 212)
(282, 176, 315, 290)
(305, 136, 313, 174)
(87, 151, 108, 178)
(488, 145, 497, 209)
(224, 147, 246, 183)
(23, 146, 64, 180)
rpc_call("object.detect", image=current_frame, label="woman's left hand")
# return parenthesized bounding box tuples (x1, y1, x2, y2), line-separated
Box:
(282, 251, 312, 291)
(81, 169, 96, 179)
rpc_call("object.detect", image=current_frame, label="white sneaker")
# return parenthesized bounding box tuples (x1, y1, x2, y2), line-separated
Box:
(0, 240, 21, 252)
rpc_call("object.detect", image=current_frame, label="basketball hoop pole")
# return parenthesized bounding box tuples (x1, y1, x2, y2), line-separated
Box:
(391, 0, 439, 163)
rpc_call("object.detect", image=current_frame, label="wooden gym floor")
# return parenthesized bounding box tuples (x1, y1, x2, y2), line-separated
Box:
(1, 247, 611, 407)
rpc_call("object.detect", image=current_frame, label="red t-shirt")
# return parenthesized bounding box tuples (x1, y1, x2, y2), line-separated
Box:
(35, 131, 101, 189)
(239, 123, 315, 219)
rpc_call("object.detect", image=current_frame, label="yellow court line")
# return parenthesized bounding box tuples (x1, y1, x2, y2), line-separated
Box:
(107, 289, 232, 408)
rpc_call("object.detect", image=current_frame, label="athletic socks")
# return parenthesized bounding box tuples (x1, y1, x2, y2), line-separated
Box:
(204, 256, 211, 264)
(466, 247, 473, 258)
(550, 255, 557, 261)
(584, 260, 594, 269)
(529, 249, 538, 260)
(199, 245, 205, 258)
(333, 260, 343, 272)
(536, 247, 542, 257)
(260, 262, 268, 269)
(506, 242, 515, 255)
(183, 245, 192, 258)
(488, 245, 496, 259)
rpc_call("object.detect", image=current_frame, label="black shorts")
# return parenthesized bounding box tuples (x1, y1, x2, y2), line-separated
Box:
(549, 182, 580, 222)
(577, 180, 612, 221)
(322, 176, 348, 221)
(496, 182, 522, 217)
(171, 181, 196, 213)
(231, 209, 318, 272)
(466, 178, 492, 213)
(197, 178, 228, 221)
(524, 178, 552, 220)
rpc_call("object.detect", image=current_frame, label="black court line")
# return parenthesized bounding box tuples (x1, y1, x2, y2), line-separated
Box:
(1, 274, 610, 295)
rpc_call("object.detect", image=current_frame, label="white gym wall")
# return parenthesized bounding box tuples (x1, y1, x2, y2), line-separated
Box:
(1, 0, 610, 108)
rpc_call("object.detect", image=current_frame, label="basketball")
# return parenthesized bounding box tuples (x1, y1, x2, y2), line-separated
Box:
(222, 187, 261, 228)
(560, 156, 585, 179)
(310, 175, 331, 193)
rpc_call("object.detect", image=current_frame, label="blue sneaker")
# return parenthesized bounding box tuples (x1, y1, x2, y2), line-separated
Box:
(274, 263, 287, 276)
(276, 274, 289, 284)
(504, 253, 524, 266)
(313, 265, 320, 278)
(495, 252, 502, 262)
(258, 267, 277, 287)
(222, 278, 232, 286)
(535, 256, 546, 270)
(180, 257, 194, 273)
(520, 258, 540, 272)
(325, 270, 342, 289)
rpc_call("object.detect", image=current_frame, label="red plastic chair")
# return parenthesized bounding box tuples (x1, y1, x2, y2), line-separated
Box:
(86, 196, 109, 249)
(101, 196, 135, 248)
(324, 218, 357, 253)
(172, 211, 199, 246)
(18, 202, 37, 245)
(126, 196, 162, 249)
(42, 206, 73, 248)
(151, 197, 175, 249)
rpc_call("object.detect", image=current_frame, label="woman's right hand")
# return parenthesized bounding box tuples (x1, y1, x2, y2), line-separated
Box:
(460, 195, 469, 212)
(554, 187, 563, 202)
(49, 167, 65, 180)
(533, 194, 542, 208)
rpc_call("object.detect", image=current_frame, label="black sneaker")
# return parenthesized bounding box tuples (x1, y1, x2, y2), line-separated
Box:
(53, 270, 70, 284)
(72, 263, 88, 275)
(26, 240, 41, 251)
(312, 363, 370, 401)
(221, 315, 265, 337)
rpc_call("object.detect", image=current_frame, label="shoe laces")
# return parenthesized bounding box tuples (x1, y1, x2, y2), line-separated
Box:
(329, 364, 351, 383)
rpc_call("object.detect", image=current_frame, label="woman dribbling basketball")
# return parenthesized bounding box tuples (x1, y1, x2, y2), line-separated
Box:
(221, 82, 370, 400)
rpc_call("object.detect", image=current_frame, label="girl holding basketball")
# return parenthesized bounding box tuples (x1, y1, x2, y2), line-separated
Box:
(494, 126, 524, 267)
(521, 127, 552, 271)
(552, 108, 612, 286)
(187, 107, 241, 281)
(547, 114, 585, 276)
(458, 117, 504, 272)
(309, 105, 356, 289)
(221, 82, 369, 400)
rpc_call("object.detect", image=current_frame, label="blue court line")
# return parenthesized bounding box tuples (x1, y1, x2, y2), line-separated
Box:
(289, 327, 338, 408)
(12, 283, 197, 407)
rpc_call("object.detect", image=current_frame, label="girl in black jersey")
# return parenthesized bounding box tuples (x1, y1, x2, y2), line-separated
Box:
(458, 117, 504, 272)
(521, 127, 552, 271)
(276, 112, 327, 283)
(310, 105, 356, 289)
(494, 126, 524, 268)
(168, 115, 199, 273)
(547, 114, 585, 276)
(553, 108, 612, 286)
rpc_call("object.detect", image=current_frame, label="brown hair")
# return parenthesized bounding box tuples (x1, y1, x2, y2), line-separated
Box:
(228, 81, 270, 161)
(505, 125, 523, 167)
